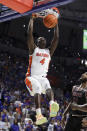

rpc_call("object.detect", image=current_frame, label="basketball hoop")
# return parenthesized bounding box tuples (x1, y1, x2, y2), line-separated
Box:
(32, 8, 60, 19)
(0, 0, 74, 23)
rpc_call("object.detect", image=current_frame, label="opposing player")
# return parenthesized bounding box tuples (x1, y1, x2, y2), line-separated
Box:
(62, 72, 87, 131)
(25, 16, 59, 125)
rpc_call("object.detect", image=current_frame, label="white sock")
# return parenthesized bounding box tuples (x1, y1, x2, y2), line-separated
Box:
(36, 108, 42, 116)
(49, 100, 54, 105)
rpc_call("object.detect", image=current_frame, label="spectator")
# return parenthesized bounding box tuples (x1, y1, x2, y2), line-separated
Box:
(10, 119, 20, 131)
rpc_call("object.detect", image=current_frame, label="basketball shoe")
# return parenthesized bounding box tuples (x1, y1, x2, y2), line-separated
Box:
(50, 102, 59, 117)
(36, 114, 48, 125)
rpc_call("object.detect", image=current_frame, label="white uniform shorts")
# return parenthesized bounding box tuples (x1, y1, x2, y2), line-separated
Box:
(25, 76, 51, 96)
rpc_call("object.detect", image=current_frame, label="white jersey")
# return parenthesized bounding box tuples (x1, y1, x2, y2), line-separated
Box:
(26, 47, 51, 77)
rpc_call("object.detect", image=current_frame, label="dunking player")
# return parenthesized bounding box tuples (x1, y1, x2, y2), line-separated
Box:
(25, 16, 59, 125)
(62, 72, 87, 131)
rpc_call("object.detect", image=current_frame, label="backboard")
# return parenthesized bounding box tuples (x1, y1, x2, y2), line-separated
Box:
(0, 0, 75, 23)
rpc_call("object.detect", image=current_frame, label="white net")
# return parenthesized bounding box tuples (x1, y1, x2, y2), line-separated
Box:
(32, 8, 59, 18)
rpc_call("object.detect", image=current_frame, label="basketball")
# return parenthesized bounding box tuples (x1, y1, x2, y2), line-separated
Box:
(43, 8, 59, 28)
(43, 14, 58, 28)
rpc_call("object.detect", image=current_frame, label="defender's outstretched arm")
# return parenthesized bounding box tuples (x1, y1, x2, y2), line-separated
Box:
(71, 103, 87, 112)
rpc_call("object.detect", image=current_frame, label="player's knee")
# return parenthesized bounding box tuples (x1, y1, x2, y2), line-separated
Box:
(46, 88, 54, 100)
(34, 93, 41, 97)
(46, 88, 53, 94)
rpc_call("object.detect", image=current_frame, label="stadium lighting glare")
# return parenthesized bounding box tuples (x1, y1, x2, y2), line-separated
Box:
(85, 60, 87, 66)
(81, 60, 84, 64)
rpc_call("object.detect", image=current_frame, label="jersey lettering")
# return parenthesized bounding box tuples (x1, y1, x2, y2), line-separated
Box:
(40, 58, 45, 65)
(36, 53, 49, 58)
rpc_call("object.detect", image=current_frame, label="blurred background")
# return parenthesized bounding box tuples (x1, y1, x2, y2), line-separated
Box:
(0, 0, 87, 130)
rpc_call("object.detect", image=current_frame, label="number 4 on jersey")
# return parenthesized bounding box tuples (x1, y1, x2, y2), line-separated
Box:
(40, 58, 45, 65)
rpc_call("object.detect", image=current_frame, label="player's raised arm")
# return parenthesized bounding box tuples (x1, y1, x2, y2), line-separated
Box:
(49, 24, 59, 57)
(71, 103, 87, 112)
(27, 17, 36, 54)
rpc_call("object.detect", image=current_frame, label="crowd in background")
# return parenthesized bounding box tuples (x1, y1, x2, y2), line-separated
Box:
(0, 52, 71, 131)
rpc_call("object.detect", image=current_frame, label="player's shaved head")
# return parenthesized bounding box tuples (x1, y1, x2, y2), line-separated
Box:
(79, 72, 87, 83)
(37, 37, 46, 49)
